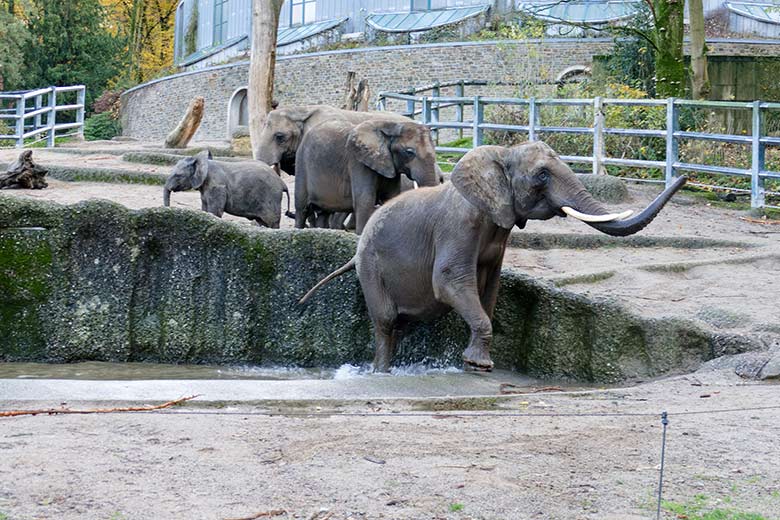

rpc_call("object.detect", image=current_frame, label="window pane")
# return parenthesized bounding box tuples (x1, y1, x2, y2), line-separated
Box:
(304, 1, 316, 23)
(292, 3, 302, 24)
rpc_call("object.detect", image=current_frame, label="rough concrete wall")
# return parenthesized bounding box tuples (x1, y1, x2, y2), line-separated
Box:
(0, 194, 740, 383)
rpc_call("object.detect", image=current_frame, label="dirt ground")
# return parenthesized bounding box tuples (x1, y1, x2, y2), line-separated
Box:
(1, 369, 779, 520)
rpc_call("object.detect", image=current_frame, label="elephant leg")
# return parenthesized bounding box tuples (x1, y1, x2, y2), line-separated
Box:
(433, 265, 494, 371)
(478, 254, 506, 320)
(315, 211, 330, 228)
(294, 174, 310, 228)
(329, 212, 349, 230)
(202, 186, 226, 218)
(372, 323, 399, 373)
(344, 213, 356, 231)
(360, 263, 399, 372)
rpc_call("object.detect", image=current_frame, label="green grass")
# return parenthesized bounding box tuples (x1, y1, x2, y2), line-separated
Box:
(662, 495, 768, 520)
(449, 503, 464, 512)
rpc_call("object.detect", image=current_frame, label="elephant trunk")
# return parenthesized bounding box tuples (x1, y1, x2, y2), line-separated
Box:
(163, 186, 172, 207)
(564, 176, 686, 237)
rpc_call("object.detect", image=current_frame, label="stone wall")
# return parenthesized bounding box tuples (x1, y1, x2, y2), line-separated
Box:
(0, 194, 747, 383)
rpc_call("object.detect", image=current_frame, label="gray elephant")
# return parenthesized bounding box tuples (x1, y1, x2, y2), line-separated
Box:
(163, 151, 293, 228)
(255, 105, 408, 176)
(300, 141, 686, 371)
(295, 119, 441, 234)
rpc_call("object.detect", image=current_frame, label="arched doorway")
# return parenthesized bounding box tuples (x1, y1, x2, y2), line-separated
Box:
(227, 87, 249, 139)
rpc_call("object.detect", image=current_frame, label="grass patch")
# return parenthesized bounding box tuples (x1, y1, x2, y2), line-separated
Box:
(663, 495, 768, 520)
(553, 271, 616, 287)
(412, 397, 499, 412)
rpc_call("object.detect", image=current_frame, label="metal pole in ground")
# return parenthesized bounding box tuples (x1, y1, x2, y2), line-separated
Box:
(656, 411, 669, 520)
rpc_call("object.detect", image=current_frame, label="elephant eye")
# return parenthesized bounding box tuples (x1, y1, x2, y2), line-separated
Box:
(404, 147, 416, 158)
(537, 170, 550, 182)
(274, 132, 286, 143)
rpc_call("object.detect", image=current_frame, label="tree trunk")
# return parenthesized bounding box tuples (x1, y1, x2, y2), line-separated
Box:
(0, 151, 48, 190)
(342, 71, 371, 111)
(688, 0, 709, 100)
(164, 96, 205, 149)
(653, 0, 686, 98)
(249, 0, 285, 160)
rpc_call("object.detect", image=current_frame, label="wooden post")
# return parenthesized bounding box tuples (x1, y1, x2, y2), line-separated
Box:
(164, 96, 205, 149)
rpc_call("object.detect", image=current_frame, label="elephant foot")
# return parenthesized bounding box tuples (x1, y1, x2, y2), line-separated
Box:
(462, 347, 494, 372)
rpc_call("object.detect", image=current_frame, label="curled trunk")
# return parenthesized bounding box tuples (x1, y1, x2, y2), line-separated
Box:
(582, 177, 687, 237)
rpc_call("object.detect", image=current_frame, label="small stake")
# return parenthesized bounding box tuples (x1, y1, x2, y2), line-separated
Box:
(656, 411, 669, 520)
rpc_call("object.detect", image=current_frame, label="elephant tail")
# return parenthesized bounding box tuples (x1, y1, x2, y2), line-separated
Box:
(298, 258, 356, 305)
(283, 186, 295, 219)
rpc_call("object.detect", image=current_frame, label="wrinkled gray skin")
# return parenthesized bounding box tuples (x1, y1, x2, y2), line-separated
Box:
(256, 105, 409, 176)
(300, 142, 686, 371)
(163, 151, 292, 228)
(295, 119, 441, 234)
(326, 177, 419, 231)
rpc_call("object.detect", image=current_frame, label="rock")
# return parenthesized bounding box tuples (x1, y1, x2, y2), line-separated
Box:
(759, 352, 780, 380)
(575, 174, 630, 204)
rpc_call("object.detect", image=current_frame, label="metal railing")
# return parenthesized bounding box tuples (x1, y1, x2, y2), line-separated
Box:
(378, 84, 780, 209)
(0, 85, 86, 148)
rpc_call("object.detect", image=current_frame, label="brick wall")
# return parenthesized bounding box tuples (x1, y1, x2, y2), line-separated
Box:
(120, 38, 780, 142)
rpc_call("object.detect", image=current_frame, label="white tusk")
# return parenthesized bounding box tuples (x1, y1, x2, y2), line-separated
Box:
(561, 206, 634, 223)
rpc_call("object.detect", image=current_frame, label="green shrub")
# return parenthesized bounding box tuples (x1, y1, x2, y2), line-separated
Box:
(83, 112, 122, 141)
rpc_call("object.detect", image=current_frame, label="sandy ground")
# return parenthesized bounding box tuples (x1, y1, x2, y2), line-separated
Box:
(1, 370, 779, 520)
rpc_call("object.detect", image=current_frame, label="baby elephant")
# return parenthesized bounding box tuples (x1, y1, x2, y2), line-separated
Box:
(163, 151, 293, 228)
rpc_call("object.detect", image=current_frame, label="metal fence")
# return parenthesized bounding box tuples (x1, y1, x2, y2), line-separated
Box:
(378, 81, 780, 209)
(0, 85, 86, 148)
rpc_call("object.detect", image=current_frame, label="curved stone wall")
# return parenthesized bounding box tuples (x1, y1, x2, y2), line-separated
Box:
(0, 194, 751, 383)
(121, 38, 780, 143)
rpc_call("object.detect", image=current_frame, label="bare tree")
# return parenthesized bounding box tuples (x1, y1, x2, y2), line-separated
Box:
(248, 0, 285, 160)
(688, 0, 710, 99)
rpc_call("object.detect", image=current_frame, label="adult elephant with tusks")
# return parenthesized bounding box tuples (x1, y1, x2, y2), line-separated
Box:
(163, 151, 293, 228)
(300, 141, 687, 372)
(295, 118, 442, 234)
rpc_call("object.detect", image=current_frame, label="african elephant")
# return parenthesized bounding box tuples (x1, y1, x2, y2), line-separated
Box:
(255, 105, 408, 176)
(300, 142, 686, 371)
(294, 119, 441, 234)
(163, 151, 293, 228)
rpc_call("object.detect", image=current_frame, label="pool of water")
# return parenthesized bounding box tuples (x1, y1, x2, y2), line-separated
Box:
(0, 361, 464, 381)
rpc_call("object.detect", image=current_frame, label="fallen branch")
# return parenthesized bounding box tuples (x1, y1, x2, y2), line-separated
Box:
(0, 395, 198, 418)
(499, 383, 566, 395)
(224, 510, 287, 520)
(740, 216, 780, 225)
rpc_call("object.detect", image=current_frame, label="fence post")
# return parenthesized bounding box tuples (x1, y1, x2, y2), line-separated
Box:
(377, 95, 387, 112)
(406, 92, 415, 119)
(665, 98, 679, 188)
(76, 86, 86, 140)
(528, 97, 538, 141)
(34, 94, 43, 131)
(472, 96, 483, 149)
(47, 87, 57, 148)
(455, 81, 464, 140)
(15, 96, 25, 148)
(431, 81, 440, 144)
(422, 96, 431, 127)
(592, 96, 604, 175)
(751, 100, 765, 208)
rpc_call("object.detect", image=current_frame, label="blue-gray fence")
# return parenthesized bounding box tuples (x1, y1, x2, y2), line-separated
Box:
(0, 86, 86, 148)
(378, 82, 780, 209)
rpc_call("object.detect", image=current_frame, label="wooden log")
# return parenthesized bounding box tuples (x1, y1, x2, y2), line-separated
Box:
(342, 71, 370, 112)
(0, 150, 48, 190)
(164, 96, 205, 149)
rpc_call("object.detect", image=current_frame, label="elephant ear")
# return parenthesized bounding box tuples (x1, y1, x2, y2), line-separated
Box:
(191, 150, 210, 189)
(451, 146, 515, 229)
(348, 120, 404, 178)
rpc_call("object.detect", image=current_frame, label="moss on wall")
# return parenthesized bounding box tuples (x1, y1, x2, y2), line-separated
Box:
(0, 194, 745, 382)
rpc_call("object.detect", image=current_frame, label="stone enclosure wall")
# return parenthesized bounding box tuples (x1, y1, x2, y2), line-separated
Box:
(121, 38, 780, 142)
(0, 194, 748, 383)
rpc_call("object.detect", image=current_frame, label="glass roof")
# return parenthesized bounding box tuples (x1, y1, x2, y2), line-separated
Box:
(366, 5, 490, 33)
(518, 1, 641, 24)
(725, 2, 780, 24)
(277, 18, 347, 46)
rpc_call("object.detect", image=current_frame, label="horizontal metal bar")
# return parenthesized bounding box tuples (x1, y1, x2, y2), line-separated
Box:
(429, 122, 472, 129)
(602, 99, 668, 107)
(54, 104, 84, 112)
(22, 87, 52, 100)
(603, 128, 666, 138)
(759, 102, 780, 110)
(424, 96, 472, 104)
(602, 157, 666, 169)
(0, 114, 19, 119)
(760, 170, 780, 180)
(377, 93, 423, 102)
(674, 162, 751, 177)
(760, 136, 780, 146)
(0, 134, 18, 139)
(0, 94, 23, 100)
(534, 98, 593, 106)
(436, 146, 470, 154)
(537, 126, 593, 134)
(479, 98, 531, 106)
(674, 130, 752, 144)
(560, 155, 594, 163)
(54, 122, 83, 130)
(23, 126, 50, 139)
(674, 99, 753, 109)
(54, 85, 86, 93)
(479, 123, 530, 132)
(21, 106, 51, 120)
